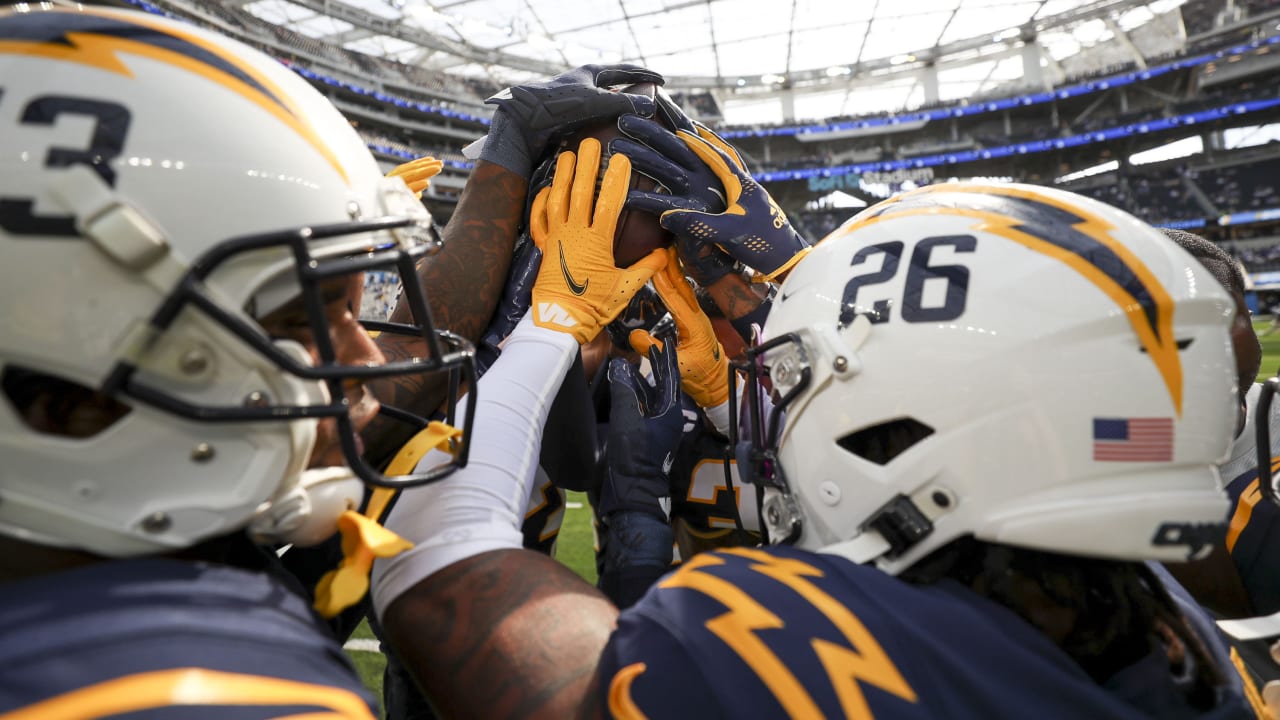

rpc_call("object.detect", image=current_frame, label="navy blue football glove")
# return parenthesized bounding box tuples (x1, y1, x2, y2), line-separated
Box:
(482, 64, 663, 177)
(605, 283, 669, 354)
(655, 131, 810, 282)
(611, 114, 738, 286)
(596, 328, 683, 607)
(600, 333, 683, 518)
(615, 114, 726, 215)
(652, 86, 697, 134)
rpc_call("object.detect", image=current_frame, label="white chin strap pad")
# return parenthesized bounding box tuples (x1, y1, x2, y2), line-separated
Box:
(250, 466, 363, 547)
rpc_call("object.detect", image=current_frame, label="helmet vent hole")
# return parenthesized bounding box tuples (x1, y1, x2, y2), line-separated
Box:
(2, 367, 131, 439)
(837, 418, 933, 465)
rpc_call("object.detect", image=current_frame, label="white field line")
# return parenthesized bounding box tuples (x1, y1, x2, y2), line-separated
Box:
(344, 638, 383, 653)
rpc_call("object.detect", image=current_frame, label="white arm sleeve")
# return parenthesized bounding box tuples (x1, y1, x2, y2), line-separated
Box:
(371, 314, 578, 618)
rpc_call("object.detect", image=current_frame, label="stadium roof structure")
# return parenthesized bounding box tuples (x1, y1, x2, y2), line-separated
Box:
(237, 0, 1194, 123)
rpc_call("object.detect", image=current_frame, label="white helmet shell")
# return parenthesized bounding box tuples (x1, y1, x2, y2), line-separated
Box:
(756, 182, 1237, 573)
(0, 7, 459, 556)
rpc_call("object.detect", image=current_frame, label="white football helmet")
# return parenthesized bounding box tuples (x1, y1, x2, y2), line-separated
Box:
(739, 182, 1238, 574)
(0, 7, 474, 557)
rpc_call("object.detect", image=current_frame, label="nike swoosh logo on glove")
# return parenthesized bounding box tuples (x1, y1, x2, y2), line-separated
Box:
(559, 244, 589, 296)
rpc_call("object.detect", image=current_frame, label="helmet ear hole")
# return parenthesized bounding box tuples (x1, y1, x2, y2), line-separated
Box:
(2, 367, 132, 439)
(836, 418, 933, 466)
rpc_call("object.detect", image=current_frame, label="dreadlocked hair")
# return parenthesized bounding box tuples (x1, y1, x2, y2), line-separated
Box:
(902, 537, 1223, 709)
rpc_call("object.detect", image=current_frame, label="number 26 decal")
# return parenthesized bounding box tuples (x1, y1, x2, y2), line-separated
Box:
(839, 234, 976, 327)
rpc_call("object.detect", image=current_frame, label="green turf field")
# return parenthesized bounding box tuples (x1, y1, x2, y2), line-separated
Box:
(1257, 319, 1280, 382)
(344, 490, 597, 716)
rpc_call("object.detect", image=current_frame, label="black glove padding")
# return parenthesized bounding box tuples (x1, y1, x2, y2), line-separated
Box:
(486, 64, 664, 162)
(598, 336, 684, 517)
(476, 237, 541, 375)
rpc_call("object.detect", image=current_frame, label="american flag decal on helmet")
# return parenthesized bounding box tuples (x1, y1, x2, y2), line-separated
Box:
(1093, 417, 1174, 462)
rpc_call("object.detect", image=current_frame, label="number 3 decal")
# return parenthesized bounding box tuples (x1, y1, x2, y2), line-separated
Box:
(0, 94, 132, 237)
(840, 234, 976, 327)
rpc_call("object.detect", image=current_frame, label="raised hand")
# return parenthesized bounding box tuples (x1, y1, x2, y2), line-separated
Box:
(634, 129, 810, 283)
(629, 248, 731, 410)
(598, 338, 683, 607)
(475, 238, 541, 375)
(612, 114, 738, 287)
(605, 335, 684, 501)
(529, 137, 666, 343)
(482, 64, 663, 177)
(385, 155, 443, 198)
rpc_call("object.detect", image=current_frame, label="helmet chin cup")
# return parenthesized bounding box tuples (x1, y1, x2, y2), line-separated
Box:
(244, 338, 350, 547)
(249, 466, 362, 547)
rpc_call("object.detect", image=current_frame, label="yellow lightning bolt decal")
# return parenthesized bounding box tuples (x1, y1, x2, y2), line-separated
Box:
(0, 7, 349, 184)
(660, 548, 917, 718)
(828, 183, 1184, 415)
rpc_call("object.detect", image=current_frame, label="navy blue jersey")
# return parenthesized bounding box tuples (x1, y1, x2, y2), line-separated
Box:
(1220, 384, 1280, 615)
(0, 558, 376, 719)
(523, 469, 567, 555)
(598, 545, 1253, 719)
(669, 403, 759, 535)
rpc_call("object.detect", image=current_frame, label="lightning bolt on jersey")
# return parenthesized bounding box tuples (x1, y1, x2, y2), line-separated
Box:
(1220, 383, 1280, 615)
(0, 558, 377, 719)
(597, 545, 1253, 720)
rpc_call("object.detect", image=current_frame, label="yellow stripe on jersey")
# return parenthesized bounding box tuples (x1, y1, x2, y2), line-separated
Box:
(1228, 647, 1270, 720)
(1225, 456, 1280, 553)
(0, 668, 374, 720)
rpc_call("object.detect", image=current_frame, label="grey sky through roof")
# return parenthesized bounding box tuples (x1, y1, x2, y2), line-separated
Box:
(241, 0, 1191, 123)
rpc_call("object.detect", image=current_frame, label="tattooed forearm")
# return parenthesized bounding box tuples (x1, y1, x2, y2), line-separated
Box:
(705, 271, 768, 320)
(364, 162, 529, 459)
(390, 160, 527, 344)
(382, 550, 617, 720)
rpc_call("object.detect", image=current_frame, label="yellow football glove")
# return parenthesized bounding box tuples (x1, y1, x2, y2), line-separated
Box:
(386, 155, 444, 198)
(629, 247, 731, 408)
(529, 138, 666, 344)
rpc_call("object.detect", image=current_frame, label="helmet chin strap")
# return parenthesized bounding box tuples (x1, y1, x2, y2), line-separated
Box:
(247, 339, 361, 547)
(815, 484, 955, 568)
(818, 532, 894, 566)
